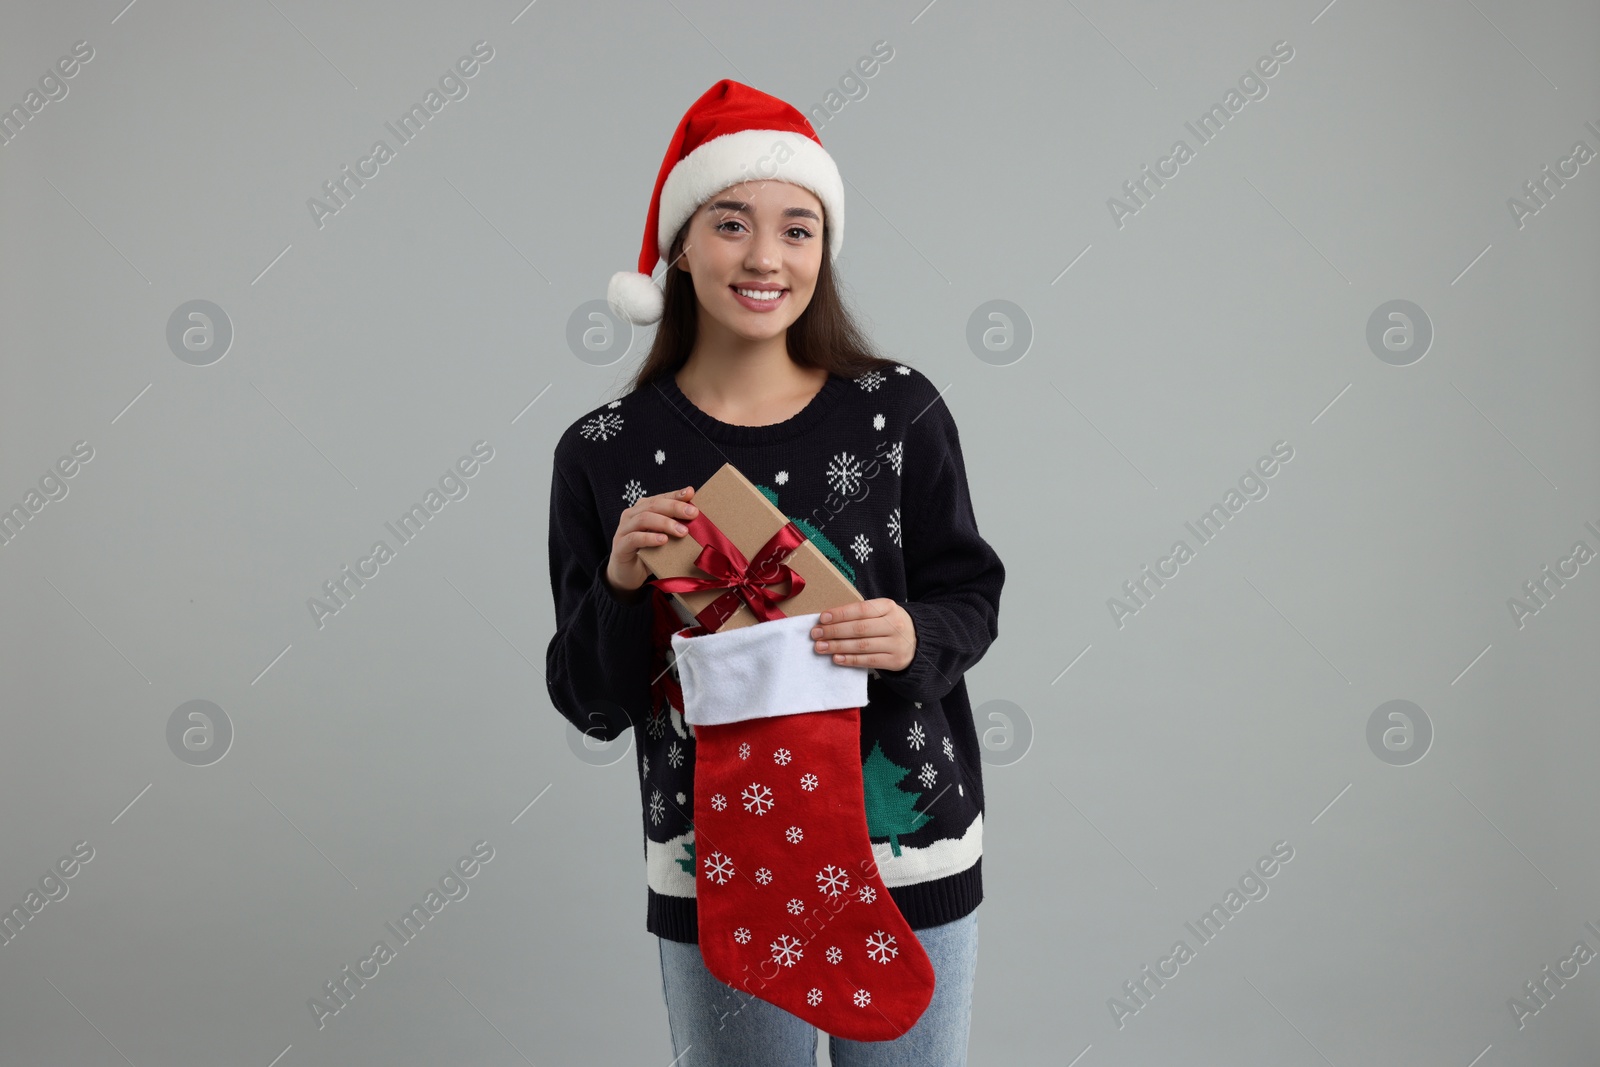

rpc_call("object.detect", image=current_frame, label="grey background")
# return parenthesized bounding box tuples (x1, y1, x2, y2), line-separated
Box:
(2, 0, 1597, 1064)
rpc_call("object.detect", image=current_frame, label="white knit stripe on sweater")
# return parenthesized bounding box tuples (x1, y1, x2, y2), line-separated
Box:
(644, 810, 981, 900)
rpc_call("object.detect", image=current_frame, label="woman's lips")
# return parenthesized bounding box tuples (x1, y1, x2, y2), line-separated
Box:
(730, 286, 787, 312)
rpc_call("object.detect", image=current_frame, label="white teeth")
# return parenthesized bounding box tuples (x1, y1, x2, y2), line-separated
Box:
(734, 288, 784, 301)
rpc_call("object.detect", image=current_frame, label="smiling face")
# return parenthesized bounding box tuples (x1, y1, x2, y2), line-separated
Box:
(672, 180, 825, 344)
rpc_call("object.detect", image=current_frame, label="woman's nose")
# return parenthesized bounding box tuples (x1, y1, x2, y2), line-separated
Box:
(747, 234, 781, 271)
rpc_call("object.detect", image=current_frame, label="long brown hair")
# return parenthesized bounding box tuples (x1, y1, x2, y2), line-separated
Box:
(626, 218, 901, 394)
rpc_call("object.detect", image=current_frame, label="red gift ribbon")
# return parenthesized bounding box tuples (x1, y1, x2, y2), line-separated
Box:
(646, 510, 807, 632)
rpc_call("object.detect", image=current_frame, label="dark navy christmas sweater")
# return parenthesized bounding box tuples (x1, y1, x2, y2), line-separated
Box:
(544, 362, 1005, 944)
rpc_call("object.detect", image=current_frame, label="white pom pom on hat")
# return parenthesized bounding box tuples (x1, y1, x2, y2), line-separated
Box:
(607, 269, 666, 327)
(606, 79, 845, 326)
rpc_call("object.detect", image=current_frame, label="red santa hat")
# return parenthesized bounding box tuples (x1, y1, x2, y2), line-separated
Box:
(607, 78, 845, 326)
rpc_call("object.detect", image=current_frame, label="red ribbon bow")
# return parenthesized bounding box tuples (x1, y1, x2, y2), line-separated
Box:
(647, 510, 807, 633)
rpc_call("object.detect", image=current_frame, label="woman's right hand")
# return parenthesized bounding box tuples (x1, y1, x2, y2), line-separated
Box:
(604, 485, 699, 599)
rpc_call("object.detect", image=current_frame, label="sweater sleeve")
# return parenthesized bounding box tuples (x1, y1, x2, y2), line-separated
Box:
(876, 392, 1006, 705)
(544, 453, 656, 743)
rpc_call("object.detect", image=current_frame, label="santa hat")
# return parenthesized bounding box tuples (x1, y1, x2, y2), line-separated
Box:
(607, 79, 845, 326)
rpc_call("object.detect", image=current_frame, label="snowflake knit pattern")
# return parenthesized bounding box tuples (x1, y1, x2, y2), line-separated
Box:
(545, 362, 1006, 944)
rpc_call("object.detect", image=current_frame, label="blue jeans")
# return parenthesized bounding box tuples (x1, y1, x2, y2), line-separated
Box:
(657, 908, 978, 1066)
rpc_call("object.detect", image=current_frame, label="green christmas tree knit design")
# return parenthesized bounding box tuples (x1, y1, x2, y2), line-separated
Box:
(862, 741, 932, 857)
(754, 484, 856, 587)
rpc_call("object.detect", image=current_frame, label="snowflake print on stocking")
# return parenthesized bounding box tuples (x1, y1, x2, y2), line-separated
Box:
(702, 851, 736, 885)
(742, 782, 774, 815)
(865, 930, 899, 964)
(772, 934, 804, 967)
(686, 698, 936, 1040)
(817, 864, 850, 897)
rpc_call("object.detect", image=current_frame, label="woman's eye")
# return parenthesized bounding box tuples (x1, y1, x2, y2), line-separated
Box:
(713, 220, 813, 240)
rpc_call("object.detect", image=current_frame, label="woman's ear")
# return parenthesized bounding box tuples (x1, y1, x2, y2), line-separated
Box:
(670, 224, 692, 272)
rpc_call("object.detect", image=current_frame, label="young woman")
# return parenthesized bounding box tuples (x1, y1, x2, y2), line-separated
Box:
(545, 80, 1005, 1066)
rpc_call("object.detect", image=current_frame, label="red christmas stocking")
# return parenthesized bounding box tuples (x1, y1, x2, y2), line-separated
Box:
(669, 610, 936, 1042)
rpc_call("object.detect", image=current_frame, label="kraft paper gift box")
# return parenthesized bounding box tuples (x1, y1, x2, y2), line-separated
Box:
(636, 461, 862, 633)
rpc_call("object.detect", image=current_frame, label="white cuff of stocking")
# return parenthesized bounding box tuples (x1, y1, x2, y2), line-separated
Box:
(670, 612, 868, 726)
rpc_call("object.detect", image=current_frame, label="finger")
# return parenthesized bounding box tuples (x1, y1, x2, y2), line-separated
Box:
(815, 600, 865, 625)
(814, 597, 888, 628)
(815, 621, 891, 647)
(622, 528, 674, 551)
(826, 649, 895, 669)
(638, 486, 699, 521)
(625, 510, 691, 539)
(813, 633, 890, 656)
(813, 601, 892, 640)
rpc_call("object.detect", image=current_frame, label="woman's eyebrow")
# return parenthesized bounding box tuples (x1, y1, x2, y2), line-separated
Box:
(706, 199, 821, 222)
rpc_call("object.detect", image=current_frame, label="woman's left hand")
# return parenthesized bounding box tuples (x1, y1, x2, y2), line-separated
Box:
(810, 599, 917, 671)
